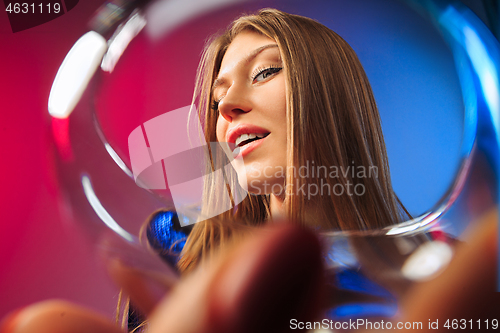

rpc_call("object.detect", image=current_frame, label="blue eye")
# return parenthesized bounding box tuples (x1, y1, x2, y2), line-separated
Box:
(253, 66, 282, 82)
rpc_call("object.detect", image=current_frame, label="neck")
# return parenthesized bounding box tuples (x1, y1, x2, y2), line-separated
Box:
(270, 194, 286, 221)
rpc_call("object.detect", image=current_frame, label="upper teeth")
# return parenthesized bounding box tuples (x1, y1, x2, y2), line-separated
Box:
(235, 133, 267, 147)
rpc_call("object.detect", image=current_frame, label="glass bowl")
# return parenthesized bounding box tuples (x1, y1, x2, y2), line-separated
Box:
(48, 0, 499, 322)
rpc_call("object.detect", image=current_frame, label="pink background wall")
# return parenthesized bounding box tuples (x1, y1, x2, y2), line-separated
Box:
(0, 0, 120, 319)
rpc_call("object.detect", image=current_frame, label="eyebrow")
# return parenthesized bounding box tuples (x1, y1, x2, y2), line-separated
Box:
(212, 44, 279, 91)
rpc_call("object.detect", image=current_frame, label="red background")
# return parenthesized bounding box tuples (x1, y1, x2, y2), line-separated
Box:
(0, 0, 119, 319)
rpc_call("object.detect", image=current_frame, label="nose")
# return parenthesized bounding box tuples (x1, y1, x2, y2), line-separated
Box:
(217, 84, 252, 122)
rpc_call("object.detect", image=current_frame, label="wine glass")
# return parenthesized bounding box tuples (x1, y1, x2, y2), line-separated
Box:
(48, 0, 499, 324)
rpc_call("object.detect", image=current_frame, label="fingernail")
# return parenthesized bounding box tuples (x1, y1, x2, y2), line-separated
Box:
(0, 308, 24, 333)
(208, 224, 324, 333)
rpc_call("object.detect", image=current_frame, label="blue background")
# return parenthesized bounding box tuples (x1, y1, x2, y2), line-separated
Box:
(274, 0, 464, 216)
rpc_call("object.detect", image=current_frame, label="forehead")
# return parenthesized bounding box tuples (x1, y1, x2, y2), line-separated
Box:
(219, 31, 278, 73)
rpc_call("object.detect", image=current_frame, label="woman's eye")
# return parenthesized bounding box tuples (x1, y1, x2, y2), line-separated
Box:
(253, 67, 282, 83)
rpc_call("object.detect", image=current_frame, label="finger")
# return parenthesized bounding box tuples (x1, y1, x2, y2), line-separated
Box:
(0, 300, 123, 333)
(401, 208, 499, 331)
(106, 258, 176, 316)
(99, 232, 180, 317)
(148, 223, 325, 333)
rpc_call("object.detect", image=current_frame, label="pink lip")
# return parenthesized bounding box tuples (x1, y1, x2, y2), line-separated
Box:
(226, 124, 270, 145)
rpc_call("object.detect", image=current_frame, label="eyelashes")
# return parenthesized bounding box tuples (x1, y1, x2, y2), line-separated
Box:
(252, 65, 283, 83)
(211, 65, 283, 111)
(211, 100, 219, 111)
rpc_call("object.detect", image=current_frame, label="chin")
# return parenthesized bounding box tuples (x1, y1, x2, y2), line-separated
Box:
(243, 177, 280, 196)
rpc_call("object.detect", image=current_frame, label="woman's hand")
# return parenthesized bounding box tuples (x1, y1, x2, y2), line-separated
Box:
(0, 300, 123, 333)
(400, 208, 498, 331)
(0, 223, 324, 333)
(1, 210, 497, 333)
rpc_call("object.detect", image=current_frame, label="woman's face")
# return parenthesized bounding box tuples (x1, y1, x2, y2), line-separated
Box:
(214, 31, 287, 195)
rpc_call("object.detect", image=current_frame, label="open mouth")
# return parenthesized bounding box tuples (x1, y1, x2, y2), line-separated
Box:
(234, 132, 270, 149)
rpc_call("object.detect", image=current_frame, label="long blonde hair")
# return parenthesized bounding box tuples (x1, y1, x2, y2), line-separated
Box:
(178, 8, 410, 273)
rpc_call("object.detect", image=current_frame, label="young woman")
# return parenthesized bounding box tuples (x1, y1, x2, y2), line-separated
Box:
(177, 8, 410, 273)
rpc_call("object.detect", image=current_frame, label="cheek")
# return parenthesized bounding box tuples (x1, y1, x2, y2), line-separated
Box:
(277, 80, 287, 122)
(216, 115, 228, 142)
(264, 76, 287, 123)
